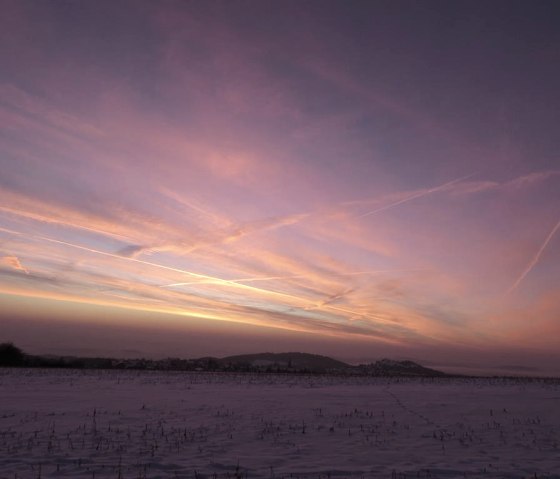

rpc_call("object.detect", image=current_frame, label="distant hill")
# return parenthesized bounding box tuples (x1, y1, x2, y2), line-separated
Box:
(219, 353, 447, 376)
(220, 352, 350, 372)
(357, 359, 447, 377)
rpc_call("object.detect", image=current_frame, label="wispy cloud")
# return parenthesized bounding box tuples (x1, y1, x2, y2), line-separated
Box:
(452, 170, 560, 196)
(0, 255, 29, 274)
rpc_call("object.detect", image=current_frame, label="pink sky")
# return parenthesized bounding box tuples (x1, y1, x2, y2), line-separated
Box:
(1, 1, 559, 373)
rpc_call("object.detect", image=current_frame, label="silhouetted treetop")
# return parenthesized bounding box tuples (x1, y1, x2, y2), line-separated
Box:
(0, 342, 25, 367)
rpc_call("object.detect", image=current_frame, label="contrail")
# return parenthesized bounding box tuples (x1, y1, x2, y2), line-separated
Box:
(162, 269, 422, 287)
(0, 227, 302, 300)
(21, 233, 313, 302)
(508, 218, 560, 294)
(359, 173, 476, 218)
(0, 226, 25, 236)
(0, 227, 398, 324)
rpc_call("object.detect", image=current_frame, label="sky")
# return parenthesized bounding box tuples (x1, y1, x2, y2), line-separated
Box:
(1, 1, 559, 373)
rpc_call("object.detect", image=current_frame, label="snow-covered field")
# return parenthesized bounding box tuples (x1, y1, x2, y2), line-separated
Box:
(0, 369, 559, 478)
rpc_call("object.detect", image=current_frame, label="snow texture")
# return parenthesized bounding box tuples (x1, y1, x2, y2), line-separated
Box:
(0, 369, 559, 478)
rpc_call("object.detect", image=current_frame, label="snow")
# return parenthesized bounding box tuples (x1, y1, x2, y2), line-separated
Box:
(1, 369, 559, 478)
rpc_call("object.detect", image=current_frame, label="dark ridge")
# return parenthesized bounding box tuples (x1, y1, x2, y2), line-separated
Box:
(357, 359, 448, 377)
(1, 342, 454, 377)
(220, 352, 350, 372)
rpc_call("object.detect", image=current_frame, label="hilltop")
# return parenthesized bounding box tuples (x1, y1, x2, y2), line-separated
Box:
(220, 352, 350, 372)
(356, 358, 448, 377)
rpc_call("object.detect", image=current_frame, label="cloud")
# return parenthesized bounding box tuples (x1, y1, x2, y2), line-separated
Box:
(0, 187, 139, 242)
(0, 255, 29, 274)
(451, 170, 560, 196)
(117, 245, 149, 258)
(0, 225, 430, 340)
(507, 170, 560, 188)
(115, 212, 309, 259)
